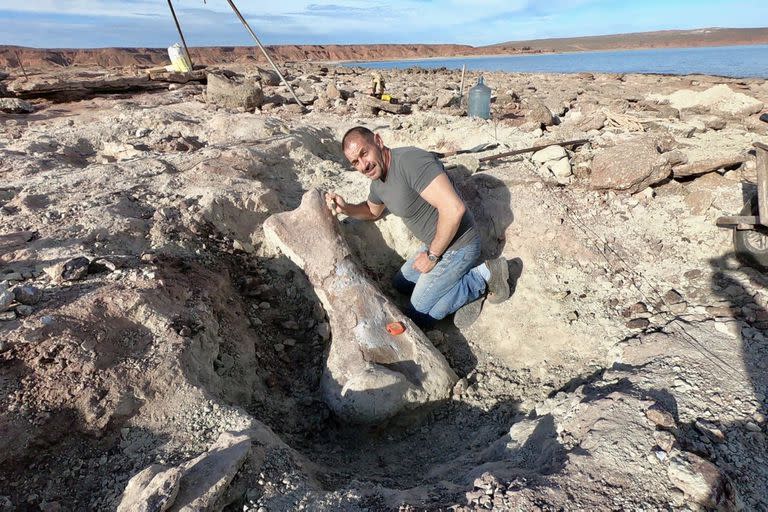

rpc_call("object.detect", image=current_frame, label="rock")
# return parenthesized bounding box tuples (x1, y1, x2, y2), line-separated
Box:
(589, 139, 671, 194)
(667, 452, 726, 507)
(206, 73, 264, 110)
(623, 302, 648, 316)
(435, 90, 457, 108)
(8, 72, 161, 96)
(256, 67, 281, 86)
(695, 419, 726, 442)
(232, 240, 255, 253)
(525, 98, 554, 127)
(80, 339, 97, 352)
(703, 116, 726, 130)
(15, 305, 34, 317)
(59, 256, 90, 281)
(646, 406, 676, 428)
(654, 430, 676, 452)
(215, 353, 235, 375)
(531, 145, 567, 165)
(0, 98, 34, 114)
(714, 321, 740, 338)
(13, 283, 42, 305)
(0, 286, 13, 312)
(120, 430, 253, 511)
(662, 289, 684, 305)
(325, 83, 341, 100)
(549, 158, 572, 180)
(356, 93, 410, 115)
(172, 430, 252, 511)
(626, 318, 650, 329)
(264, 189, 457, 423)
(672, 154, 746, 178)
(649, 84, 763, 118)
(578, 111, 607, 131)
(116, 464, 183, 512)
(663, 150, 688, 166)
(282, 103, 306, 114)
(452, 377, 469, 397)
(317, 322, 330, 340)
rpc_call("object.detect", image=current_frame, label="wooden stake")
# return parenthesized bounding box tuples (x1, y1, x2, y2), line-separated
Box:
(459, 64, 466, 106)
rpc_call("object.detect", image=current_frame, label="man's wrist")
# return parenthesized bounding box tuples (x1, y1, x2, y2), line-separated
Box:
(427, 249, 442, 262)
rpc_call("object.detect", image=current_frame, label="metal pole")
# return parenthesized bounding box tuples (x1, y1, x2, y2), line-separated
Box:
(166, 0, 194, 69)
(225, 0, 304, 107)
(478, 139, 590, 163)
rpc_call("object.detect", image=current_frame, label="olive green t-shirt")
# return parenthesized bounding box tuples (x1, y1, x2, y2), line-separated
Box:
(368, 147, 478, 252)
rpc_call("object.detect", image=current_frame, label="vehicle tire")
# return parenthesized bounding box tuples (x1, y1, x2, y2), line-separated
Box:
(733, 194, 768, 269)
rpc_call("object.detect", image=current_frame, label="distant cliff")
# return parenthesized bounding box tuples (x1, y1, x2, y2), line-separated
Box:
(1, 27, 766, 72)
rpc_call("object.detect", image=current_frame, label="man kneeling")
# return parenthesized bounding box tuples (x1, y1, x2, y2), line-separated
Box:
(325, 126, 510, 328)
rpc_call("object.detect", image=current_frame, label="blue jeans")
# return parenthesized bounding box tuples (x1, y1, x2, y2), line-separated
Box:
(392, 238, 487, 328)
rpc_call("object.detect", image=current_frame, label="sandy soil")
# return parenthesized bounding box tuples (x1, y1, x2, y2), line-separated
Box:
(1, 63, 768, 511)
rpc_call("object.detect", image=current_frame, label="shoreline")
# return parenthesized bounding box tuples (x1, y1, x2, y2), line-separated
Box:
(334, 42, 768, 65)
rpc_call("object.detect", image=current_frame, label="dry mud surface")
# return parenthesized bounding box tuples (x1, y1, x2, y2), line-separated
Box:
(1, 63, 768, 511)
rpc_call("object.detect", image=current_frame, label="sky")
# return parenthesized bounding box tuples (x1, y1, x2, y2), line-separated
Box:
(0, 0, 766, 48)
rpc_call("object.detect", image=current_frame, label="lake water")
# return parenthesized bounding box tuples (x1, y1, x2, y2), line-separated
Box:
(354, 44, 768, 78)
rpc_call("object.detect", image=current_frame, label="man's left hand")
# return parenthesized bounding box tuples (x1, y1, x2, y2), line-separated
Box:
(413, 252, 437, 273)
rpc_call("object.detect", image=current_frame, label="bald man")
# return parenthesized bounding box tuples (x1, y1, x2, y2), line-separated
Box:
(325, 126, 510, 328)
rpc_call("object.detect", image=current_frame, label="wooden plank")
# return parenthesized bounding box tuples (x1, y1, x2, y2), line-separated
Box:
(716, 215, 759, 228)
(756, 144, 768, 227)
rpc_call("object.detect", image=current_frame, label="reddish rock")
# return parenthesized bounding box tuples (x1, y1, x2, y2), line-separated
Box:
(589, 139, 671, 193)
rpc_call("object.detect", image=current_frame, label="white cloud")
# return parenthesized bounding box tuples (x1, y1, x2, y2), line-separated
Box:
(1, 0, 763, 47)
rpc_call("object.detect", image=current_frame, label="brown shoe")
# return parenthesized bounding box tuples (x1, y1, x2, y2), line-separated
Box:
(454, 297, 485, 329)
(485, 257, 510, 304)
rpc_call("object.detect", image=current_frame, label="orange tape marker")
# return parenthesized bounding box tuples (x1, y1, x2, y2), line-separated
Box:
(386, 321, 406, 335)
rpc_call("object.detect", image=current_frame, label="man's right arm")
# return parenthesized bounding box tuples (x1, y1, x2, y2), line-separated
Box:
(325, 192, 385, 221)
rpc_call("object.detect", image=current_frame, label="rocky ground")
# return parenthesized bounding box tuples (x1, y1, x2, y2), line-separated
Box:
(1, 62, 768, 511)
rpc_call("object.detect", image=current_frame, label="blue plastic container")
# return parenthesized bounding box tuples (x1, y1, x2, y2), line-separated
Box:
(467, 76, 491, 119)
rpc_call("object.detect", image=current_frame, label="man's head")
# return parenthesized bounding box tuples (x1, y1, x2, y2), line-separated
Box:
(342, 126, 389, 181)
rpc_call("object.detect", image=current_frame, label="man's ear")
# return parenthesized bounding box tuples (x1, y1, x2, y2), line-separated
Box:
(374, 132, 384, 148)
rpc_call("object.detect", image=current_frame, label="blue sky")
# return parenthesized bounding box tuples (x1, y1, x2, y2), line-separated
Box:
(0, 0, 766, 48)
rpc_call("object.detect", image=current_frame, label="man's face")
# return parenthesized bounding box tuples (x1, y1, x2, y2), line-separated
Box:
(344, 133, 387, 180)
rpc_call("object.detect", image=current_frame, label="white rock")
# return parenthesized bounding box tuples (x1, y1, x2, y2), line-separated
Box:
(532, 145, 567, 165)
(548, 157, 572, 178)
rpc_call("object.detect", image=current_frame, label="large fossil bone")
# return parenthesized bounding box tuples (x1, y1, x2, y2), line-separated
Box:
(264, 189, 457, 423)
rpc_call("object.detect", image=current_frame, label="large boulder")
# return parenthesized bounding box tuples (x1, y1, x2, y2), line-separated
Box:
(206, 72, 264, 110)
(0, 97, 34, 114)
(117, 430, 253, 512)
(589, 138, 671, 193)
(264, 189, 457, 423)
(667, 452, 728, 507)
(648, 85, 763, 119)
(116, 465, 183, 512)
